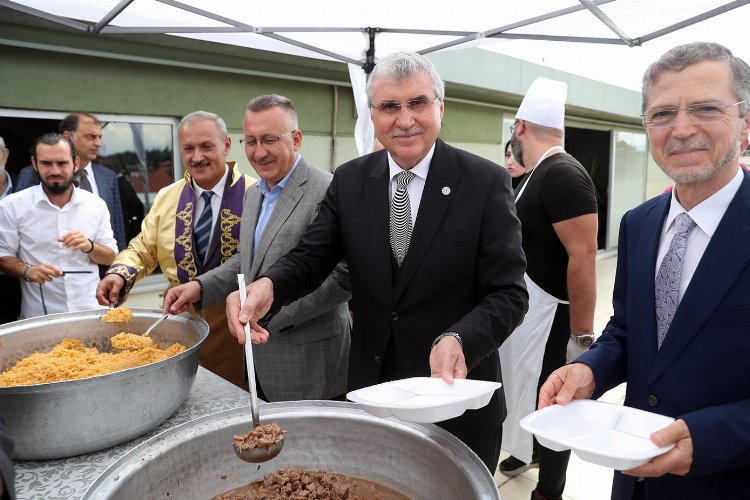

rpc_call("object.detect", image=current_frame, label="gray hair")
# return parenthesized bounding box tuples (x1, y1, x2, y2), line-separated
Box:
(246, 94, 299, 128)
(365, 52, 445, 105)
(0, 135, 5, 150)
(178, 111, 228, 140)
(642, 42, 750, 116)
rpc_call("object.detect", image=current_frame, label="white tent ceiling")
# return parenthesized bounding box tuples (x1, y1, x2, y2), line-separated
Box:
(3, 0, 749, 152)
(4, 0, 750, 90)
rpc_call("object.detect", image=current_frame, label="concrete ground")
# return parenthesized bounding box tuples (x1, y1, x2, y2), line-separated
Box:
(495, 252, 625, 500)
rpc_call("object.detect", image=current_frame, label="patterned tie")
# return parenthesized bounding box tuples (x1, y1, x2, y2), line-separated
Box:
(195, 191, 214, 264)
(78, 168, 92, 192)
(655, 212, 696, 348)
(390, 170, 416, 266)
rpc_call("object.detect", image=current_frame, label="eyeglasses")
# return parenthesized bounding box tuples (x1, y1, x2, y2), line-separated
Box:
(642, 100, 746, 128)
(370, 96, 440, 115)
(240, 130, 296, 147)
(510, 120, 519, 134)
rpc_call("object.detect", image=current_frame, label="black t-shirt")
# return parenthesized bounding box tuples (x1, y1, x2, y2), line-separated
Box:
(515, 152, 597, 300)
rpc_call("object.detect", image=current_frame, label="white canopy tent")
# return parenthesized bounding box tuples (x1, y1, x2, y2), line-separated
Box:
(4, 0, 749, 153)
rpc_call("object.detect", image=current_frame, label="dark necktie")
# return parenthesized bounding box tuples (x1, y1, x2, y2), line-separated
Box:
(79, 168, 92, 192)
(195, 191, 214, 263)
(390, 170, 416, 266)
(654, 212, 696, 348)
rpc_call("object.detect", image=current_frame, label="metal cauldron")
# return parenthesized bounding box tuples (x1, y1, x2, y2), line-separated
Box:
(84, 402, 500, 499)
(0, 308, 208, 460)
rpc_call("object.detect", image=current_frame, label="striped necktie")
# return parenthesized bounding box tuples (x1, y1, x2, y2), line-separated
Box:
(195, 191, 214, 263)
(390, 170, 416, 266)
(655, 212, 696, 348)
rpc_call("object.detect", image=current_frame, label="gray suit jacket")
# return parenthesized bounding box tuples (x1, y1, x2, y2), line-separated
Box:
(199, 157, 351, 400)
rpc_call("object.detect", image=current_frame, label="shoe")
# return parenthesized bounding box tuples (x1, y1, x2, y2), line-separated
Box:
(499, 455, 539, 477)
(530, 489, 547, 500)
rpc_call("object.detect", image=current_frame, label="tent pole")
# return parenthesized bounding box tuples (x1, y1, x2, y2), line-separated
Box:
(362, 27, 378, 76)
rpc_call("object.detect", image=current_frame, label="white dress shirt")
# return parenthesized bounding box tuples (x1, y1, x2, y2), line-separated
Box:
(656, 168, 743, 303)
(387, 144, 436, 225)
(0, 185, 118, 318)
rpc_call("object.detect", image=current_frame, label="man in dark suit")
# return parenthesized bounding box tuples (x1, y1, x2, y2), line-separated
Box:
(539, 42, 750, 500)
(16, 113, 127, 252)
(0, 136, 21, 324)
(228, 52, 528, 472)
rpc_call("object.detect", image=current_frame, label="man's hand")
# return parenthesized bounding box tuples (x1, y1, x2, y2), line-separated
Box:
(538, 363, 595, 409)
(26, 263, 63, 284)
(226, 277, 274, 345)
(429, 336, 467, 384)
(623, 419, 693, 477)
(163, 281, 200, 314)
(96, 274, 126, 306)
(58, 230, 91, 252)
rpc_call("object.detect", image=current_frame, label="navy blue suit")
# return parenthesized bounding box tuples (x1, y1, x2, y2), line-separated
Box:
(579, 170, 750, 499)
(16, 163, 126, 251)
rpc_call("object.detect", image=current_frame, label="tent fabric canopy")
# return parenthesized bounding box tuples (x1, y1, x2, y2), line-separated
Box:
(5, 0, 749, 153)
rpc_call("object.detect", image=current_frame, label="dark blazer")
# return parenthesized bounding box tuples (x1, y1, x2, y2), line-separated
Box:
(199, 158, 351, 400)
(579, 171, 750, 499)
(0, 413, 15, 500)
(265, 139, 528, 445)
(15, 163, 126, 251)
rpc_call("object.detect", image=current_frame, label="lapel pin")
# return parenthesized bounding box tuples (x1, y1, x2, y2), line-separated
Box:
(442, 186, 451, 196)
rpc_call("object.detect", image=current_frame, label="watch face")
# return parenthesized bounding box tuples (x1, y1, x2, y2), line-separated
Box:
(581, 336, 594, 347)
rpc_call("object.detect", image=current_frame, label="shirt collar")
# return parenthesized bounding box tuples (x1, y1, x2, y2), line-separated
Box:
(667, 167, 743, 237)
(193, 165, 230, 199)
(0, 171, 11, 198)
(256, 154, 302, 196)
(387, 143, 435, 181)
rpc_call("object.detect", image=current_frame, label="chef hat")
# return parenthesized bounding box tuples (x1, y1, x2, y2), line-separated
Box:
(515, 77, 568, 130)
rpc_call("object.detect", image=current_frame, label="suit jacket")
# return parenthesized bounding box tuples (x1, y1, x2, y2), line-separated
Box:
(200, 158, 352, 401)
(15, 163, 126, 251)
(265, 139, 528, 444)
(579, 171, 750, 499)
(0, 413, 15, 500)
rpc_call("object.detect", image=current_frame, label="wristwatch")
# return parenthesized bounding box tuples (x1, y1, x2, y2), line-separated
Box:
(570, 333, 595, 347)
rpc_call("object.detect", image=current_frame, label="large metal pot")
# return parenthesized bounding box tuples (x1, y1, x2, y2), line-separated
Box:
(84, 402, 500, 499)
(0, 308, 208, 460)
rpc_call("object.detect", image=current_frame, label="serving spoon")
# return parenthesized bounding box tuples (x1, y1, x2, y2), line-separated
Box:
(144, 313, 169, 337)
(233, 274, 284, 463)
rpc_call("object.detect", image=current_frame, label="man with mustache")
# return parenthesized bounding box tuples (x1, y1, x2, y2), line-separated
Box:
(226, 52, 528, 472)
(540, 42, 750, 499)
(0, 133, 117, 319)
(96, 111, 255, 389)
(164, 95, 351, 401)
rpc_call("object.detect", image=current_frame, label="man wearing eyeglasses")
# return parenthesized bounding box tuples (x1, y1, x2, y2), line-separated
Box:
(96, 111, 255, 390)
(164, 95, 352, 401)
(225, 52, 528, 473)
(539, 42, 750, 500)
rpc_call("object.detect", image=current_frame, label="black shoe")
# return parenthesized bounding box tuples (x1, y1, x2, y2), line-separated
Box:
(499, 455, 539, 477)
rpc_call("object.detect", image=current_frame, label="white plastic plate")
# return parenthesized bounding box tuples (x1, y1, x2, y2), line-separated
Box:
(520, 399, 676, 470)
(346, 377, 502, 423)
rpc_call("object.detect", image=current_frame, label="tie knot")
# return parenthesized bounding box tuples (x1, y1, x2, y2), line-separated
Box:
(79, 169, 88, 178)
(674, 212, 696, 237)
(201, 191, 213, 203)
(395, 170, 416, 189)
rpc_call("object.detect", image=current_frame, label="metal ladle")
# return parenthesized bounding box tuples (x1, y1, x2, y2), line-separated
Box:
(143, 313, 169, 337)
(233, 274, 284, 463)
